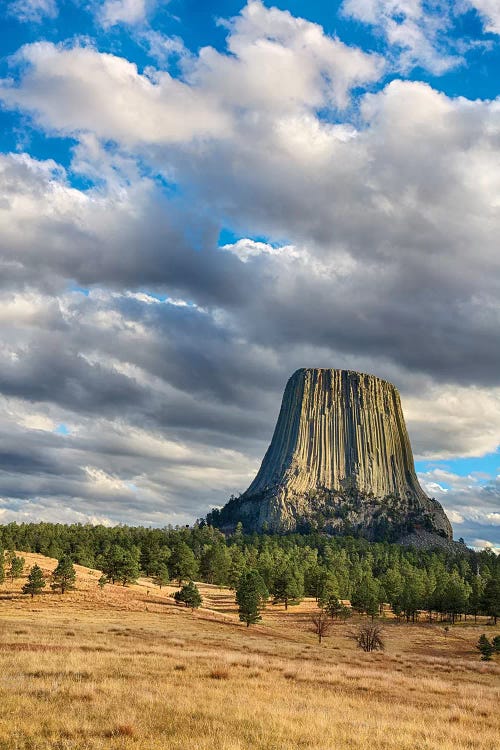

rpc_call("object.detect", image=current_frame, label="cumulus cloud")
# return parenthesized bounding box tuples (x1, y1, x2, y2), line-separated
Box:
(0, 2, 383, 146)
(98, 0, 150, 28)
(341, 0, 500, 73)
(419, 468, 500, 546)
(469, 0, 500, 34)
(341, 0, 464, 73)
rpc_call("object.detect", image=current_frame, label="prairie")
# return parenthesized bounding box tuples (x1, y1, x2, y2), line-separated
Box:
(0, 552, 498, 750)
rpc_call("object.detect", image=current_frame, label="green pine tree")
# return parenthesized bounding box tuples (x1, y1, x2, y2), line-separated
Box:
(51, 556, 76, 594)
(228, 547, 246, 590)
(22, 564, 46, 598)
(118, 548, 141, 586)
(236, 569, 268, 627)
(321, 593, 342, 619)
(351, 575, 381, 620)
(9, 555, 25, 583)
(173, 581, 202, 609)
(200, 542, 230, 586)
(477, 634, 495, 661)
(482, 577, 500, 625)
(271, 564, 303, 610)
(152, 563, 170, 589)
(169, 542, 198, 585)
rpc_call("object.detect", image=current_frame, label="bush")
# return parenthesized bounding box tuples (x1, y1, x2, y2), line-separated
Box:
(354, 623, 384, 652)
(477, 634, 495, 661)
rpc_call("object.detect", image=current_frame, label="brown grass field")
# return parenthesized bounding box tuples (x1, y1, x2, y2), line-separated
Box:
(0, 552, 499, 750)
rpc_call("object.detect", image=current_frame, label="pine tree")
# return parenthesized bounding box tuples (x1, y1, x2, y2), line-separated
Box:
(152, 563, 170, 589)
(100, 545, 140, 585)
(236, 570, 268, 627)
(321, 593, 342, 619)
(9, 555, 25, 583)
(22, 564, 46, 598)
(233, 521, 244, 545)
(482, 577, 500, 625)
(100, 545, 126, 584)
(118, 548, 141, 586)
(173, 581, 202, 609)
(227, 547, 246, 589)
(397, 567, 425, 622)
(477, 634, 495, 661)
(492, 635, 500, 654)
(271, 563, 303, 609)
(314, 570, 338, 604)
(169, 541, 198, 585)
(468, 575, 485, 622)
(200, 543, 230, 586)
(443, 571, 470, 623)
(351, 575, 381, 620)
(51, 556, 76, 594)
(98, 574, 108, 589)
(142, 543, 171, 577)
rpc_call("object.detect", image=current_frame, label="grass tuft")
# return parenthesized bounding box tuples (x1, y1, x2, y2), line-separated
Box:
(209, 667, 230, 680)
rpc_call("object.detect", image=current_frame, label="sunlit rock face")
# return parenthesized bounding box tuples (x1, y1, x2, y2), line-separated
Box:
(212, 369, 453, 541)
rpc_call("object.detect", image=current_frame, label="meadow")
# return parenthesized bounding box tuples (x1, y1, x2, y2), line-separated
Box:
(0, 552, 498, 750)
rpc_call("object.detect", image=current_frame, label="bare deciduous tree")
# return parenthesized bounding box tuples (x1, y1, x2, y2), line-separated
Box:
(354, 623, 384, 652)
(311, 610, 331, 644)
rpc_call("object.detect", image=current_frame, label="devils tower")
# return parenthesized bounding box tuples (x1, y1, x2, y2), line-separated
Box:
(212, 369, 452, 542)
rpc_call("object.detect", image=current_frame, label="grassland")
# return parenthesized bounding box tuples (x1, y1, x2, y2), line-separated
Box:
(0, 552, 499, 750)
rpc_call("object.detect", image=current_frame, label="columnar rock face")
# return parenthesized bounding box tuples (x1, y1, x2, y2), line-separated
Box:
(213, 369, 453, 541)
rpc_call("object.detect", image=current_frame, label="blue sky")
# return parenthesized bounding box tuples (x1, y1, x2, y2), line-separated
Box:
(0, 0, 499, 549)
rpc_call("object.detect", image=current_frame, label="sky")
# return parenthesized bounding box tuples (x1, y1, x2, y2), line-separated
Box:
(0, 0, 500, 550)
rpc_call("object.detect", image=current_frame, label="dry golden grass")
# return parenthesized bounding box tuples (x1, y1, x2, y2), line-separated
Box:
(0, 551, 499, 749)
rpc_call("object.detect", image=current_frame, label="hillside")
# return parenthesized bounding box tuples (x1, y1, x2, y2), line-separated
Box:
(0, 552, 498, 749)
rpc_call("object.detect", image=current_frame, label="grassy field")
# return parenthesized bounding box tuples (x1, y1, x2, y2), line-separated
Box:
(0, 552, 499, 750)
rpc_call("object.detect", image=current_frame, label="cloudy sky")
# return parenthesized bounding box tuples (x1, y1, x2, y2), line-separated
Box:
(0, 0, 499, 549)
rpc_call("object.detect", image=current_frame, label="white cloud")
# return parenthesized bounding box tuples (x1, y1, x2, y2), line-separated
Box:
(0, 44, 230, 145)
(419, 468, 500, 542)
(97, 0, 154, 28)
(8, 0, 57, 23)
(341, 0, 500, 72)
(0, 2, 383, 146)
(342, 0, 461, 73)
(221, 239, 295, 263)
(469, 0, 500, 34)
(405, 385, 500, 460)
(471, 539, 500, 553)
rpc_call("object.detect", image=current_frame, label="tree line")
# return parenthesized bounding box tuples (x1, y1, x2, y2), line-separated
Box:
(0, 520, 499, 623)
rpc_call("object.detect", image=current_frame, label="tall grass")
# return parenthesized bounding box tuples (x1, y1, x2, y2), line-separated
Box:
(0, 551, 498, 749)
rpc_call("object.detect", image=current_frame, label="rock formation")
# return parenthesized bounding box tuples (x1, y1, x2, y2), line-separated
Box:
(211, 369, 452, 542)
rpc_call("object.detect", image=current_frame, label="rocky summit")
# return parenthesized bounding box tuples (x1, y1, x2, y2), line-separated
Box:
(210, 369, 453, 543)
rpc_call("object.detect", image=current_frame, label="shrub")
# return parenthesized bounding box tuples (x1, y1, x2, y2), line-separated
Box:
(209, 667, 229, 680)
(477, 634, 495, 661)
(354, 623, 384, 652)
